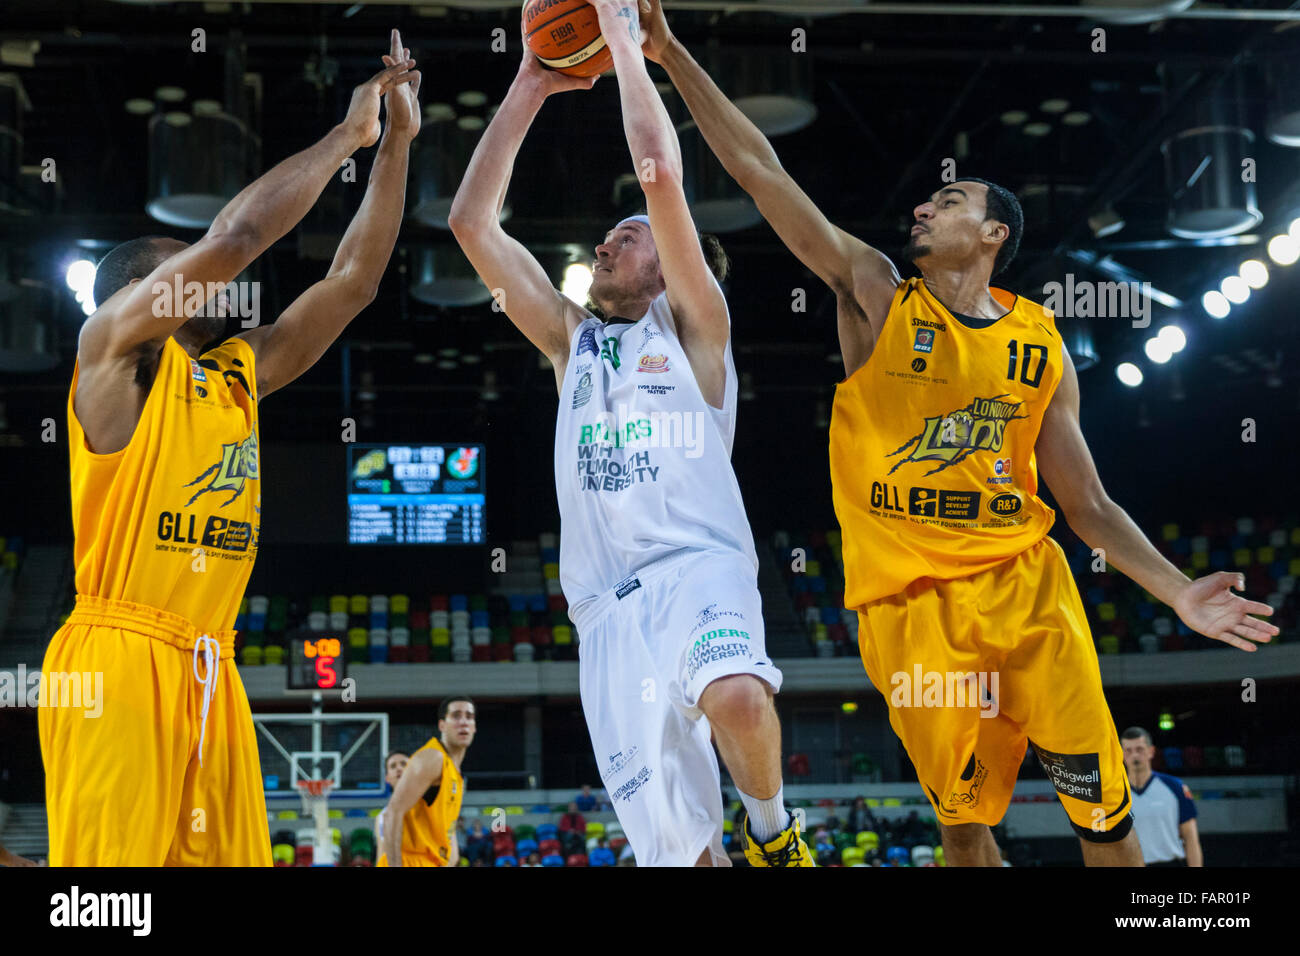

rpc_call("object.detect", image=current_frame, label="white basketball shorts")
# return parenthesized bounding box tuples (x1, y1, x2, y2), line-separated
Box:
(571, 549, 784, 867)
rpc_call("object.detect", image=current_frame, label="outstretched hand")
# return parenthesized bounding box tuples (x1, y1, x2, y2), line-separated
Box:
(343, 53, 419, 148)
(381, 28, 422, 141)
(1172, 571, 1279, 652)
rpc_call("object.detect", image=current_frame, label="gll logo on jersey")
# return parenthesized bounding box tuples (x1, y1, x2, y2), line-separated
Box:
(189, 359, 207, 383)
(914, 328, 935, 353)
(637, 354, 670, 373)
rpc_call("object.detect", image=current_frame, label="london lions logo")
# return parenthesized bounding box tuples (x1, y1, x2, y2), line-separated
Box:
(353, 449, 386, 478)
(886, 395, 1029, 477)
(184, 430, 259, 507)
(447, 447, 479, 479)
(637, 354, 670, 373)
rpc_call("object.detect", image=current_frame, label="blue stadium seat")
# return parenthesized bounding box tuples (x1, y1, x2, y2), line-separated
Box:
(451, 594, 469, 612)
(541, 854, 565, 867)
(535, 824, 558, 842)
(516, 838, 538, 857)
(494, 855, 518, 867)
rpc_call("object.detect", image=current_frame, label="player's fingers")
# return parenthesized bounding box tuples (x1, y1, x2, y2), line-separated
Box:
(1231, 623, 1271, 645)
(1219, 631, 1257, 651)
(1238, 616, 1278, 639)
(375, 66, 418, 95)
(368, 59, 415, 91)
(391, 28, 403, 60)
(1238, 598, 1274, 617)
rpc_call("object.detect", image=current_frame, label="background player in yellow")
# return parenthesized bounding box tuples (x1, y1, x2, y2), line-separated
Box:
(378, 697, 476, 867)
(39, 32, 421, 867)
(639, 1, 1279, 866)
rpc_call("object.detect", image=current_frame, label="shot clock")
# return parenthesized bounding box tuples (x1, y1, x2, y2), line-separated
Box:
(287, 630, 347, 691)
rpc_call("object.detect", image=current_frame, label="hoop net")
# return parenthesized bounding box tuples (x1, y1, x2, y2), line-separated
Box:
(295, 779, 334, 862)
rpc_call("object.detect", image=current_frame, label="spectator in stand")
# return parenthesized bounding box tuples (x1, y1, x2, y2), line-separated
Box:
(846, 796, 876, 834)
(574, 784, 599, 812)
(558, 801, 586, 836)
(589, 836, 617, 867)
(463, 818, 491, 866)
(898, 810, 930, 847)
(521, 852, 542, 868)
(814, 828, 836, 866)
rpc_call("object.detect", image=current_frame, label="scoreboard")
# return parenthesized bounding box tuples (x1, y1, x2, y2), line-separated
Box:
(347, 444, 485, 545)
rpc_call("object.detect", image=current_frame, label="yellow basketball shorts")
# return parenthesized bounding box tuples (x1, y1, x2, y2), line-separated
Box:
(38, 595, 272, 866)
(376, 849, 444, 867)
(857, 536, 1132, 841)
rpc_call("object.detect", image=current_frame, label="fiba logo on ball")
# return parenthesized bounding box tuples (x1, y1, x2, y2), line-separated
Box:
(911, 357, 927, 373)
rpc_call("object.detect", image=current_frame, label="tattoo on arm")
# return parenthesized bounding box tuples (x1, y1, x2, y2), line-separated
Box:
(617, 5, 639, 40)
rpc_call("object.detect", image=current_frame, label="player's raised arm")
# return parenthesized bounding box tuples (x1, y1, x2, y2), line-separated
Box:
(641, 0, 899, 325)
(81, 57, 419, 366)
(1036, 342, 1279, 652)
(381, 747, 443, 867)
(593, 0, 727, 354)
(447, 36, 596, 378)
(238, 30, 420, 399)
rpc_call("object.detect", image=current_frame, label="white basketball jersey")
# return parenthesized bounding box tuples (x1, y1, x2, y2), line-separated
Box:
(554, 290, 759, 616)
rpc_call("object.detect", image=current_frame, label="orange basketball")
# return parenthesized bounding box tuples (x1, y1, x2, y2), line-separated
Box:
(522, 0, 614, 78)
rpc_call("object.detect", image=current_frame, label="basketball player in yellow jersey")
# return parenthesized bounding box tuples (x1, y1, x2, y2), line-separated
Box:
(639, 2, 1279, 866)
(378, 697, 476, 867)
(39, 32, 421, 867)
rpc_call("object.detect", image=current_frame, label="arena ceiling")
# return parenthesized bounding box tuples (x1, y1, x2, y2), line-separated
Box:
(0, 1, 1296, 504)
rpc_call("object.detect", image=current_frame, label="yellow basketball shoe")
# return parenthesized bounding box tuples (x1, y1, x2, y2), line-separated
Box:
(742, 810, 816, 867)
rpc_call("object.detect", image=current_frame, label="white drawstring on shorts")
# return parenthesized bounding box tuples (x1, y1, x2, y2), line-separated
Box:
(192, 635, 220, 768)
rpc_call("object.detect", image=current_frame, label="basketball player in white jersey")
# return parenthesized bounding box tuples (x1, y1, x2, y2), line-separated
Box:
(448, 2, 812, 866)
(374, 750, 409, 848)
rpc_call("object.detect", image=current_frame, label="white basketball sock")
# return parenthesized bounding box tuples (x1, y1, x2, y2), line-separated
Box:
(740, 785, 790, 843)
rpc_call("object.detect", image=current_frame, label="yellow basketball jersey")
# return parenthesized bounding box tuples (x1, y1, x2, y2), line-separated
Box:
(67, 335, 260, 633)
(830, 277, 1062, 608)
(401, 736, 464, 865)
